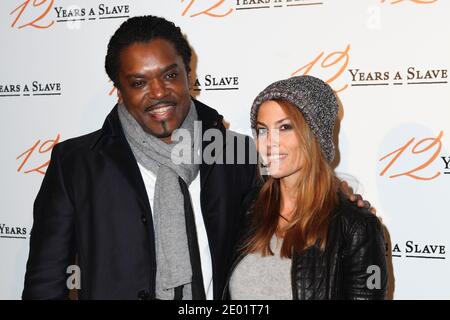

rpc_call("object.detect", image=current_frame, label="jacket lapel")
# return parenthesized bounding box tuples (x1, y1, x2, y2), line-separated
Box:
(91, 105, 153, 221)
(194, 99, 231, 299)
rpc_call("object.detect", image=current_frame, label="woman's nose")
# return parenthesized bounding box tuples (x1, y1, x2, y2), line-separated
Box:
(268, 129, 280, 149)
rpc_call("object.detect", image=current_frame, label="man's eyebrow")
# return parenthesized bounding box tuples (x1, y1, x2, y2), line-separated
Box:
(126, 73, 146, 79)
(161, 63, 178, 74)
(126, 64, 179, 79)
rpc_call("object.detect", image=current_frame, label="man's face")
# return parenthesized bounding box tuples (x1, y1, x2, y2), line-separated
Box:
(117, 38, 191, 143)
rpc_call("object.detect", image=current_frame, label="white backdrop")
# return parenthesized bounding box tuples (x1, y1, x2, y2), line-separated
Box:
(1, 0, 449, 299)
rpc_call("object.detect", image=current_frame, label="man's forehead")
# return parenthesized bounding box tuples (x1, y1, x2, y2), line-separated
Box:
(121, 39, 179, 59)
(118, 41, 184, 74)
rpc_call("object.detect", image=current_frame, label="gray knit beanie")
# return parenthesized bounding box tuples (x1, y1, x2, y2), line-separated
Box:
(250, 75, 338, 162)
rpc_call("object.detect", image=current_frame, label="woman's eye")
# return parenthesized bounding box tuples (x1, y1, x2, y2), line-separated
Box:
(280, 124, 292, 131)
(256, 127, 267, 136)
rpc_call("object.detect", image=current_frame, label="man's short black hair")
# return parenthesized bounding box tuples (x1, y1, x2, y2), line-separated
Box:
(105, 15, 192, 88)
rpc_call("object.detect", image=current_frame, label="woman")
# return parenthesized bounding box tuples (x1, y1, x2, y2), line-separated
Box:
(223, 75, 387, 300)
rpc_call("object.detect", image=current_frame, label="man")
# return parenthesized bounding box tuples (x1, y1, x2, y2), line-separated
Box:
(22, 15, 369, 300)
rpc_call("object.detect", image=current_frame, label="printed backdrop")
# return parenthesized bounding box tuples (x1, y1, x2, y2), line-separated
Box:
(1, 0, 449, 299)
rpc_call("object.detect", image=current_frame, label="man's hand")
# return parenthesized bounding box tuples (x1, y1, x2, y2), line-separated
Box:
(340, 181, 377, 215)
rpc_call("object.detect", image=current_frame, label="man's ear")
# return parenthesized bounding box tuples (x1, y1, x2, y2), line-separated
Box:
(117, 87, 123, 104)
(187, 70, 192, 88)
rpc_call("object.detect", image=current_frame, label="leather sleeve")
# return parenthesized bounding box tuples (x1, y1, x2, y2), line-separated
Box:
(342, 215, 388, 300)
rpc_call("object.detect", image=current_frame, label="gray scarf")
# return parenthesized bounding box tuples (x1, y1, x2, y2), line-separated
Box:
(118, 102, 199, 300)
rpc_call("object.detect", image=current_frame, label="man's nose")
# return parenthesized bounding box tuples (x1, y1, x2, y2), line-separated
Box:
(149, 79, 168, 99)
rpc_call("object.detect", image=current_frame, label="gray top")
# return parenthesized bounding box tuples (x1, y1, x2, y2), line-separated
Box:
(229, 235, 293, 300)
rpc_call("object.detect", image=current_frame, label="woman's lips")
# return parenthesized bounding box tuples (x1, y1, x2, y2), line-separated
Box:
(267, 154, 287, 161)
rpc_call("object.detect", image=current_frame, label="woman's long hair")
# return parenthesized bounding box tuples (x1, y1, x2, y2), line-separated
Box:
(245, 100, 339, 258)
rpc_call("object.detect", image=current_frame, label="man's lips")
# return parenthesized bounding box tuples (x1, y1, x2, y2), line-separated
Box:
(144, 102, 176, 113)
(144, 102, 176, 121)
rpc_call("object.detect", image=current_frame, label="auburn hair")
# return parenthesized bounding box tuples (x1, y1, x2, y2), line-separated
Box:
(245, 100, 339, 258)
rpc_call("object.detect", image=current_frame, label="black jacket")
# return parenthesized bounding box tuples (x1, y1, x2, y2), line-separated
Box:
(22, 99, 257, 300)
(223, 191, 388, 300)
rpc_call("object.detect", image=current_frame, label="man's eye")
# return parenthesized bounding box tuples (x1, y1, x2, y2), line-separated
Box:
(166, 72, 178, 80)
(132, 81, 145, 88)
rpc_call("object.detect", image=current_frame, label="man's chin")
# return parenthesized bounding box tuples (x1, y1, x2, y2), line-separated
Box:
(145, 129, 173, 139)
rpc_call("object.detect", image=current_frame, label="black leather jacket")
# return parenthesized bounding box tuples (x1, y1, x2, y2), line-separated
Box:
(223, 191, 388, 300)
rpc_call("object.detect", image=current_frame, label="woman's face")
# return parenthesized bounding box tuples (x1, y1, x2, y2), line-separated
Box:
(255, 100, 304, 179)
